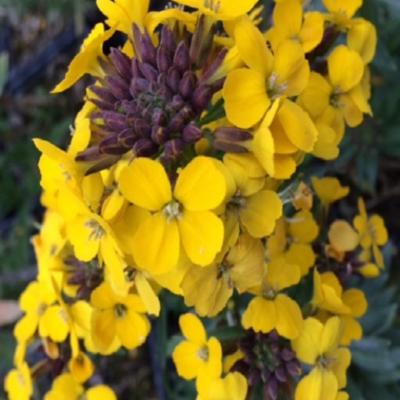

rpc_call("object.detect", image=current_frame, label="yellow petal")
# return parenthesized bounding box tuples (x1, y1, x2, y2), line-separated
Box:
(133, 212, 180, 274)
(242, 297, 277, 333)
(172, 341, 203, 380)
(320, 317, 343, 355)
(224, 68, 271, 128)
(69, 352, 94, 383)
(117, 310, 150, 349)
(235, 17, 273, 76)
(119, 158, 172, 211)
(312, 123, 340, 160)
(135, 273, 161, 316)
(277, 100, 318, 152)
(328, 347, 351, 389)
(342, 289, 367, 318)
(274, 40, 309, 97)
(240, 190, 282, 238)
(328, 220, 359, 252)
(266, 258, 301, 290)
(273, 0, 302, 38)
(311, 177, 349, 207)
(295, 367, 338, 400)
(300, 12, 325, 53)
(178, 210, 224, 266)
(348, 19, 377, 64)
(86, 385, 117, 400)
(179, 313, 207, 345)
(292, 317, 323, 365)
(174, 157, 226, 211)
(92, 309, 118, 351)
(340, 316, 362, 346)
(272, 154, 297, 179)
(328, 45, 364, 92)
(275, 294, 303, 339)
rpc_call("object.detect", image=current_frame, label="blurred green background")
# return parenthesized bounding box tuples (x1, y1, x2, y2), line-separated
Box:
(0, 0, 400, 399)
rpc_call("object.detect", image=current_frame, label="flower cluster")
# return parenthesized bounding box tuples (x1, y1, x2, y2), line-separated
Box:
(5, 0, 388, 400)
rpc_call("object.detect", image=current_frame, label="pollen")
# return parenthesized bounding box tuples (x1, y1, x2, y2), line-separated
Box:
(162, 200, 183, 224)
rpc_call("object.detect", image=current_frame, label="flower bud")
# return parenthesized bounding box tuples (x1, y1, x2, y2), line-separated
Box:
(133, 138, 158, 157)
(109, 48, 131, 81)
(179, 71, 198, 100)
(139, 62, 159, 82)
(151, 126, 170, 145)
(191, 84, 213, 113)
(274, 367, 287, 383)
(157, 45, 172, 73)
(105, 75, 131, 100)
(167, 66, 181, 93)
(162, 138, 185, 162)
(190, 14, 216, 69)
(118, 128, 138, 148)
(134, 118, 151, 138)
(99, 135, 126, 155)
(173, 41, 190, 74)
(183, 123, 203, 143)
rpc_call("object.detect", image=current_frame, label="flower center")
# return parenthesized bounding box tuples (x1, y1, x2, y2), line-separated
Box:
(197, 346, 209, 362)
(267, 72, 288, 100)
(85, 219, 105, 241)
(114, 303, 128, 318)
(262, 282, 277, 299)
(162, 200, 183, 223)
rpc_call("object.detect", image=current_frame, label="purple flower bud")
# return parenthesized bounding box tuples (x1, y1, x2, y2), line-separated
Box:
(167, 66, 181, 93)
(98, 57, 116, 76)
(105, 76, 131, 100)
(261, 368, 272, 383)
(182, 123, 203, 143)
(178, 105, 195, 122)
(275, 367, 287, 383)
(152, 108, 167, 126)
(248, 368, 261, 386)
(99, 135, 127, 155)
(118, 128, 138, 148)
(281, 347, 295, 362)
(171, 94, 185, 110)
(214, 127, 252, 142)
(267, 376, 279, 400)
(151, 126, 170, 145)
(200, 48, 228, 84)
(89, 98, 114, 111)
(179, 71, 197, 100)
(157, 45, 172, 73)
(134, 25, 157, 66)
(162, 138, 185, 162)
(130, 77, 150, 95)
(133, 138, 158, 157)
(89, 85, 118, 105)
(160, 25, 176, 55)
(213, 140, 249, 154)
(168, 114, 185, 133)
(92, 111, 127, 131)
(173, 41, 190, 74)
(109, 48, 132, 81)
(121, 100, 139, 116)
(132, 58, 143, 78)
(139, 62, 159, 82)
(189, 14, 215, 69)
(134, 119, 151, 138)
(285, 360, 301, 378)
(191, 84, 213, 113)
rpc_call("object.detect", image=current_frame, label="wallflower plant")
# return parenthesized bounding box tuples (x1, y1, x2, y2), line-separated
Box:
(5, 0, 389, 400)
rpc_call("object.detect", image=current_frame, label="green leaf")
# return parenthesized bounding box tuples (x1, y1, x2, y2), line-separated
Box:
(0, 52, 9, 96)
(208, 326, 246, 342)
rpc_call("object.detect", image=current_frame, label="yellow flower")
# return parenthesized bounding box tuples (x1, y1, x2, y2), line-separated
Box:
(267, 0, 324, 53)
(91, 282, 150, 352)
(223, 18, 309, 128)
(58, 184, 127, 293)
(172, 313, 222, 380)
(291, 181, 313, 212)
(347, 19, 377, 64)
(13, 280, 57, 342)
(299, 46, 370, 131)
(242, 258, 303, 339)
(181, 233, 266, 317)
(311, 176, 349, 209)
(171, 0, 259, 21)
(327, 220, 359, 261)
(52, 24, 116, 93)
(44, 373, 116, 400)
(5, 363, 33, 400)
(197, 371, 248, 400)
(119, 157, 226, 274)
(222, 156, 282, 238)
(322, 0, 362, 30)
(353, 198, 388, 268)
(292, 317, 351, 400)
(287, 210, 320, 243)
(68, 351, 94, 384)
